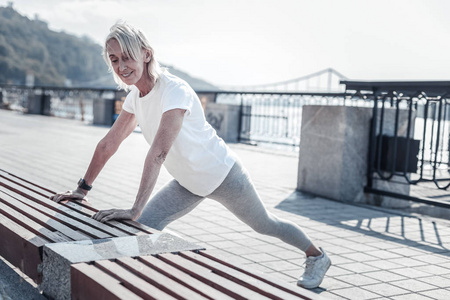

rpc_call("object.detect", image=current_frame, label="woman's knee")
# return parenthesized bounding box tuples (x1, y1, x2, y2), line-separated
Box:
(249, 214, 281, 236)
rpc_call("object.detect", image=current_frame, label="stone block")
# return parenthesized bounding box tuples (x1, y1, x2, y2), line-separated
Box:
(93, 98, 115, 126)
(297, 105, 415, 207)
(297, 105, 372, 203)
(27, 93, 51, 115)
(205, 102, 242, 143)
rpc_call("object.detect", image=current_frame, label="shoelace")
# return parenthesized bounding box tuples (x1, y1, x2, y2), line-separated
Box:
(303, 258, 316, 277)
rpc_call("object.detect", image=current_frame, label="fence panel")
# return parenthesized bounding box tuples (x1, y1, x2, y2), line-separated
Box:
(216, 91, 372, 149)
(343, 81, 450, 208)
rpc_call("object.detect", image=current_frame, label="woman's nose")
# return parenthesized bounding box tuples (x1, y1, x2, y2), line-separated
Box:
(119, 60, 127, 71)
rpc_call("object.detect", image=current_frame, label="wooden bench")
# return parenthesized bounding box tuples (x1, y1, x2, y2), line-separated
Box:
(0, 169, 323, 300)
(0, 168, 154, 283)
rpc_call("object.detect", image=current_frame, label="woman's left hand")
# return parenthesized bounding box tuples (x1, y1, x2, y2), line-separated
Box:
(92, 208, 140, 223)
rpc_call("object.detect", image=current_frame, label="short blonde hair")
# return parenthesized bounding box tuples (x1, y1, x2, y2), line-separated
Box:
(103, 21, 162, 91)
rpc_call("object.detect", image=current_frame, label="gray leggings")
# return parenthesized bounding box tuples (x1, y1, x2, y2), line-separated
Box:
(138, 160, 312, 252)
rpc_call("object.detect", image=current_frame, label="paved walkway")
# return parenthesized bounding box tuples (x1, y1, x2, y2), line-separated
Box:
(1, 109, 450, 300)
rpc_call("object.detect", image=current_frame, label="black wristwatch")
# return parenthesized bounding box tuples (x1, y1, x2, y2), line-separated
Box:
(77, 178, 92, 191)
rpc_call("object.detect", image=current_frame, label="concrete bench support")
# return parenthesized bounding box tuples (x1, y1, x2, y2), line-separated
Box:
(43, 234, 201, 300)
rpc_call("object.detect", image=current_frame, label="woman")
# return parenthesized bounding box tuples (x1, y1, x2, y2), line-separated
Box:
(50, 22, 330, 289)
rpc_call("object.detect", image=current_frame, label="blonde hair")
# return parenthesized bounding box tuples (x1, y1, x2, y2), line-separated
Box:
(103, 21, 162, 91)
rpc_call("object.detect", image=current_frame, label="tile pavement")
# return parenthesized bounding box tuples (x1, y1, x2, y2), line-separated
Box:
(1, 109, 450, 299)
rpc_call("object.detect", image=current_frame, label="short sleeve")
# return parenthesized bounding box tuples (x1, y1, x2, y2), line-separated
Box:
(162, 84, 194, 116)
(121, 89, 136, 114)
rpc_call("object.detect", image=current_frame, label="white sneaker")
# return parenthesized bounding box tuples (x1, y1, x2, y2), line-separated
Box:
(297, 247, 331, 289)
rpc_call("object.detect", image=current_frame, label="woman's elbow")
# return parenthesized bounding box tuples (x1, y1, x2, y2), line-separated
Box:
(153, 150, 168, 165)
(97, 138, 118, 157)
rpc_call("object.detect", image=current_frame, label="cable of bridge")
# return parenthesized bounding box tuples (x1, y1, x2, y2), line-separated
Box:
(220, 68, 348, 91)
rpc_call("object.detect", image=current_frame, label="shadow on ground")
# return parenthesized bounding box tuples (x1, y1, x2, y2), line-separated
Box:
(275, 191, 450, 257)
(0, 259, 45, 299)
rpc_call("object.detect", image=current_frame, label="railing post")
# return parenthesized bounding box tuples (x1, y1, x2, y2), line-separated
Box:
(366, 96, 378, 190)
(238, 93, 243, 143)
(0, 90, 4, 109)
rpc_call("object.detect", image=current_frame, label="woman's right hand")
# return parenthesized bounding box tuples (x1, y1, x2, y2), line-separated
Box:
(49, 188, 87, 203)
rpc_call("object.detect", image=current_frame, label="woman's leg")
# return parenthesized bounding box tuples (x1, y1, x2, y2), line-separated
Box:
(137, 179, 204, 230)
(208, 160, 312, 252)
(208, 160, 331, 289)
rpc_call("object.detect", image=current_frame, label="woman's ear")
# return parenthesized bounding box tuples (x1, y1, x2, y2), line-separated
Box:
(143, 50, 152, 63)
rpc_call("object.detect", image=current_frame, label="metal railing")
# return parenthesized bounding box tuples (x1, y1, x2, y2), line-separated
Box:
(0, 84, 123, 124)
(214, 90, 372, 149)
(1, 85, 371, 148)
(343, 81, 450, 209)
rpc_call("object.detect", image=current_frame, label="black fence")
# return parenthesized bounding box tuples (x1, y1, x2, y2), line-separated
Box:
(214, 91, 372, 149)
(2, 85, 369, 149)
(343, 81, 450, 209)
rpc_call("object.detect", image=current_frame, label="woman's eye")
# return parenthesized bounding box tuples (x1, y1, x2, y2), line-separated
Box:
(111, 59, 118, 63)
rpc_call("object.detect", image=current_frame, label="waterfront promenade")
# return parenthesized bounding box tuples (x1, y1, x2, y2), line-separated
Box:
(1, 108, 450, 300)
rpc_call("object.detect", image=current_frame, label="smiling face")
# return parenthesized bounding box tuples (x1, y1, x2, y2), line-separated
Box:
(106, 38, 151, 87)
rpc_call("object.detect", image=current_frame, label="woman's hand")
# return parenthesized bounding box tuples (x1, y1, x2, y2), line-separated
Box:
(49, 188, 87, 203)
(92, 208, 140, 223)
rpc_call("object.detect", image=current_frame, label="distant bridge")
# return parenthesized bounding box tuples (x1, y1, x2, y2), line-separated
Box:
(220, 68, 347, 93)
(70, 67, 348, 93)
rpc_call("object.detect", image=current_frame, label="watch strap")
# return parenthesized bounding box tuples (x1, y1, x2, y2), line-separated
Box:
(78, 178, 92, 191)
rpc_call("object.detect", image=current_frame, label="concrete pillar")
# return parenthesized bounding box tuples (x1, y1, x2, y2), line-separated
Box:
(297, 106, 372, 203)
(297, 105, 415, 208)
(205, 103, 242, 143)
(27, 91, 51, 115)
(93, 97, 115, 126)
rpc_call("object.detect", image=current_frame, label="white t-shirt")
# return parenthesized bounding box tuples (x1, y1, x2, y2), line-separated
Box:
(122, 71, 236, 196)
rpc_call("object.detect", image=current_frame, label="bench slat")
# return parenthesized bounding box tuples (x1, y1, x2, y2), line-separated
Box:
(1, 173, 156, 237)
(71, 263, 143, 300)
(62, 201, 155, 236)
(0, 170, 55, 198)
(0, 191, 92, 241)
(117, 256, 209, 300)
(0, 188, 114, 239)
(181, 251, 308, 300)
(198, 251, 320, 299)
(0, 198, 69, 243)
(0, 181, 130, 238)
(158, 253, 273, 300)
(53, 198, 96, 215)
(120, 219, 156, 234)
(138, 256, 234, 300)
(94, 259, 178, 300)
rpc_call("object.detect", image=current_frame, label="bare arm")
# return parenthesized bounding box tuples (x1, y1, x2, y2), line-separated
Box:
(93, 108, 186, 222)
(81, 110, 137, 193)
(50, 110, 137, 202)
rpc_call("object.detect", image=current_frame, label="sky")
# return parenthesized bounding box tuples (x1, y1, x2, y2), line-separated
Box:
(4, 0, 450, 87)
